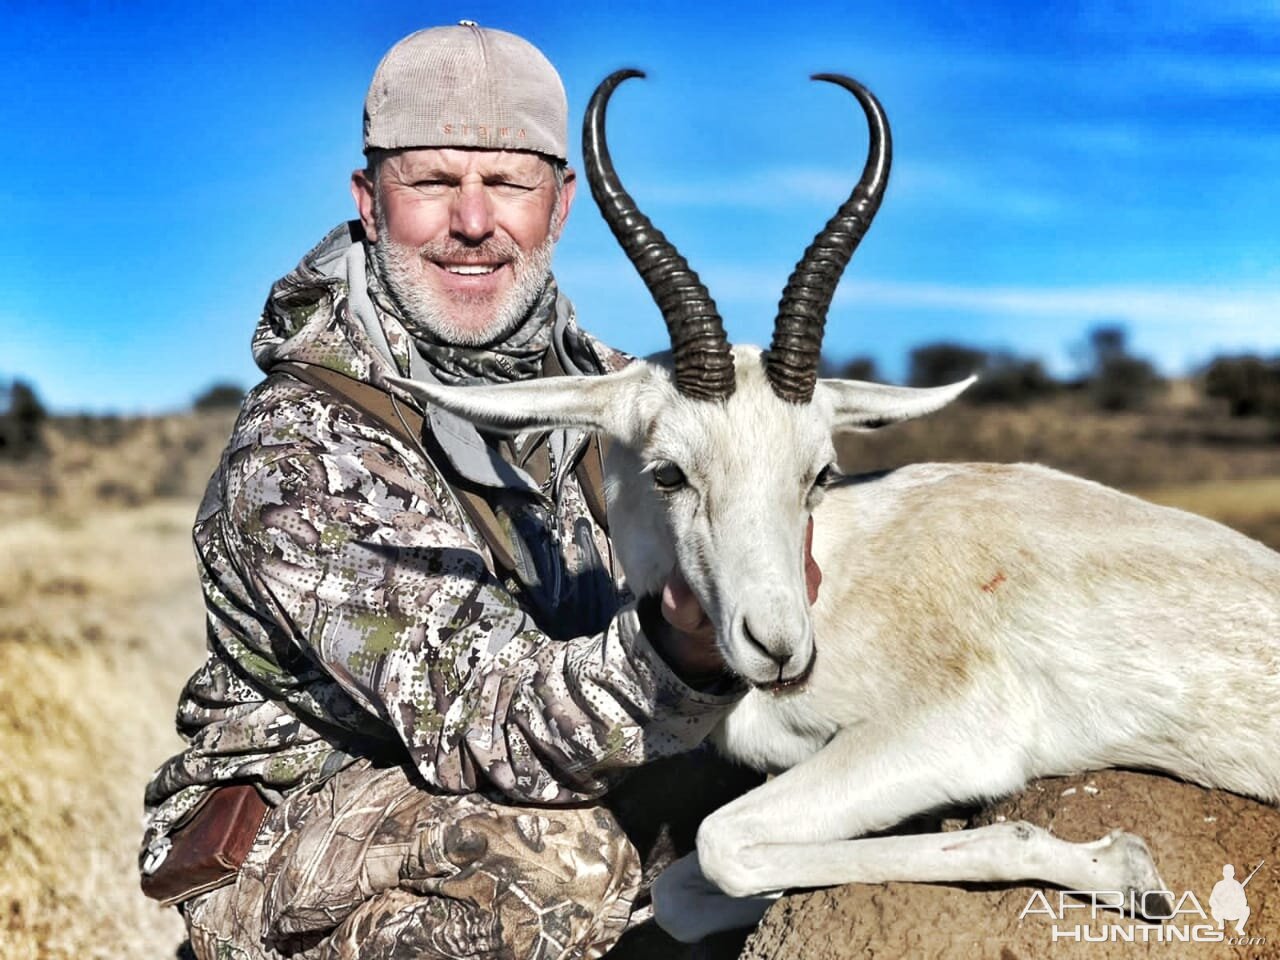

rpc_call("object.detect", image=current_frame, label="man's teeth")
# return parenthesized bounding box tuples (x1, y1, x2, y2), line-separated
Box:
(443, 264, 498, 275)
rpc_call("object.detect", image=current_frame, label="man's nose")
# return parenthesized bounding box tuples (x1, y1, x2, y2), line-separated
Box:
(450, 180, 496, 242)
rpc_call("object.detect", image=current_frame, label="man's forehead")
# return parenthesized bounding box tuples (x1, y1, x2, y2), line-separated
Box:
(386, 147, 553, 178)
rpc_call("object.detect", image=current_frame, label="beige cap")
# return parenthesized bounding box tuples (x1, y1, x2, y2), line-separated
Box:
(363, 22, 568, 161)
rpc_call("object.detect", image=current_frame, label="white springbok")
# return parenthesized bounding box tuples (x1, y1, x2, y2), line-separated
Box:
(391, 71, 1280, 943)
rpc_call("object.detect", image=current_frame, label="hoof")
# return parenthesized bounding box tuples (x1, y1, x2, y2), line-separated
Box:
(1096, 830, 1170, 920)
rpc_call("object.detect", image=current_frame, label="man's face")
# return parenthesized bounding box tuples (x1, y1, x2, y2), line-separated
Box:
(352, 148, 576, 345)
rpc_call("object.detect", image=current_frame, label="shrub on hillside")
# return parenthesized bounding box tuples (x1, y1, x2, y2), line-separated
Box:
(0, 379, 47, 459)
(969, 352, 1058, 406)
(193, 382, 246, 411)
(909, 344, 1057, 406)
(818, 355, 880, 382)
(1203, 354, 1280, 418)
(908, 343, 987, 390)
(1080, 325, 1163, 411)
(1092, 355, 1163, 411)
(835, 356, 879, 382)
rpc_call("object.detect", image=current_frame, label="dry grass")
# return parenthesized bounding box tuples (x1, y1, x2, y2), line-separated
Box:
(0, 504, 212, 959)
(1136, 476, 1280, 550)
(0, 397, 1275, 958)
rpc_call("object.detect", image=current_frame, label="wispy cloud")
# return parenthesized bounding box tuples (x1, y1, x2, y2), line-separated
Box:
(892, 161, 1065, 220)
(1139, 54, 1280, 94)
(632, 166, 850, 210)
(836, 281, 1280, 336)
(908, 41, 1280, 101)
(689, 268, 1280, 335)
(1037, 121, 1150, 157)
(1080, 0, 1280, 40)
(627, 161, 1067, 222)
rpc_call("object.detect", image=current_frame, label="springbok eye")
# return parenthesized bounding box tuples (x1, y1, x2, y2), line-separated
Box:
(649, 461, 688, 493)
(813, 464, 841, 489)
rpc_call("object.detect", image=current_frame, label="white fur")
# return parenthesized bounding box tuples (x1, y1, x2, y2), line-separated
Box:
(387, 346, 1280, 942)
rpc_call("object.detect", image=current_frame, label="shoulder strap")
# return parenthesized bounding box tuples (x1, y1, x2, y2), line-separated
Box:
(272, 361, 520, 575)
(275, 361, 416, 446)
(575, 434, 610, 534)
(539, 350, 611, 534)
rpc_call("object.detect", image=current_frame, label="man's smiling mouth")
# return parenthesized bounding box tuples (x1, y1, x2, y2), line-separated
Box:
(439, 262, 502, 276)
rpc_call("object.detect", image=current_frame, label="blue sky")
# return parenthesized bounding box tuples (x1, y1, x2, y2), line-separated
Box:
(2, 0, 1278, 412)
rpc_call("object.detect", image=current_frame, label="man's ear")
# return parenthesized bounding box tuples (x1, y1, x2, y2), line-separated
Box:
(551, 167, 577, 242)
(351, 168, 378, 241)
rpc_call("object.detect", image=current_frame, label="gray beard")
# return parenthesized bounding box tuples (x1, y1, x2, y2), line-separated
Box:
(371, 204, 556, 347)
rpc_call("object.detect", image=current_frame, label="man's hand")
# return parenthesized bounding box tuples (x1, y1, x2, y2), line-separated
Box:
(802, 514, 822, 604)
(649, 517, 823, 687)
(655, 568, 724, 682)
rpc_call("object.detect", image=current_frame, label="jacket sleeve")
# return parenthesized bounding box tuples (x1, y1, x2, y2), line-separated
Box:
(222, 391, 739, 804)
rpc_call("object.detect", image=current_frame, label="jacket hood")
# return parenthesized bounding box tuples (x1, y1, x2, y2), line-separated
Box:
(252, 221, 414, 388)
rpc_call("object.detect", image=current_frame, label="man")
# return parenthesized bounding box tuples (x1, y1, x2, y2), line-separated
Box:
(141, 23, 757, 960)
(1210, 864, 1252, 935)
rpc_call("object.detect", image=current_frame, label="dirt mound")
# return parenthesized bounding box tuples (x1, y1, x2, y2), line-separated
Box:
(740, 771, 1279, 959)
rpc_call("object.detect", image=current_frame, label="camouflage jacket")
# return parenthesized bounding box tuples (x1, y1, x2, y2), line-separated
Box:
(141, 223, 739, 864)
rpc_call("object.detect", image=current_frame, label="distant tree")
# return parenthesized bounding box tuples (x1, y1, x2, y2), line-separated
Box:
(908, 343, 1058, 406)
(908, 343, 987, 389)
(836, 356, 879, 382)
(968, 352, 1058, 406)
(1088, 326, 1128, 367)
(1094, 356, 1162, 412)
(1079, 325, 1162, 411)
(0, 378, 47, 459)
(193, 382, 246, 411)
(818, 354, 882, 382)
(1203, 355, 1280, 418)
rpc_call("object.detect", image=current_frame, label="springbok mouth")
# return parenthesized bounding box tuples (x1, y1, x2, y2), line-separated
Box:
(755, 647, 816, 695)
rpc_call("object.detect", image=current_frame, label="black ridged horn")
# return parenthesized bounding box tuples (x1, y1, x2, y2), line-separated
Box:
(767, 75, 892, 404)
(583, 69, 735, 401)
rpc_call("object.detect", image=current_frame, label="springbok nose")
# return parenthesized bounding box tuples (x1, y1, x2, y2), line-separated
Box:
(741, 615, 802, 674)
(742, 620, 778, 666)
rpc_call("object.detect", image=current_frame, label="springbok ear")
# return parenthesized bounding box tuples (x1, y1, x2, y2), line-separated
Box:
(385, 364, 651, 441)
(819, 376, 976, 432)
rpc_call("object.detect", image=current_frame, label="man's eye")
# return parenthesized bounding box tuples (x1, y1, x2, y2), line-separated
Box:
(488, 180, 534, 194)
(650, 462, 687, 492)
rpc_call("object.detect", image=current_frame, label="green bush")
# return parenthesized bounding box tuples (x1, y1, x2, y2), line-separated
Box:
(908, 344, 1058, 406)
(0, 379, 47, 459)
(1203, 355, 1280, 418)
(193, 382, 246, 411)
(908, 343, 987, 389)
(1081, 326, 1163, 412)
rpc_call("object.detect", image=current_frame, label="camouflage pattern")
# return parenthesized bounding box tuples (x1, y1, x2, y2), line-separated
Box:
(183, 758, 641, 960)
(141, 223, 744, 953)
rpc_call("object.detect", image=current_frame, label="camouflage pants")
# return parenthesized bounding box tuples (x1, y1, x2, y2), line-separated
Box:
(182, 760, 642, 960)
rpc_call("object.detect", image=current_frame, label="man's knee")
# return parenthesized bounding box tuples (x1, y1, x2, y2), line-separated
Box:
(188, 763, 642, 958)
(183, 883, 267, 960)
(310, 794, 641, 959)
(405, 798, 642, 921)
